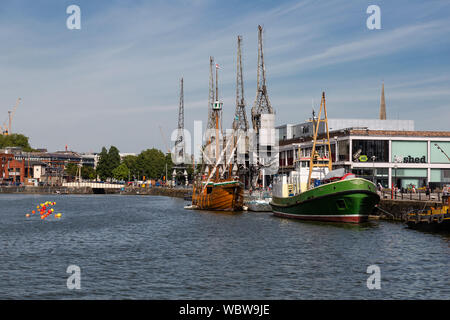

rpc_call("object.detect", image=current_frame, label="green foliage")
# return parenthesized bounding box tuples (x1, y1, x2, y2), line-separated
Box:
(81, 166, 96, 180)
(165, 153, 173, 180)
(65, 163, 78, 178)
(0, 133, 33, 151)
(96, 147, 109, 181)
(108, 146, 121, 171)
(96, 146, 121, 181)
(112, 163, 129, 181)
(96, 146, 175, 182)
(65, 164, 96, 180)
(122, 155, 138, 179)
(135, 148, 168, 180)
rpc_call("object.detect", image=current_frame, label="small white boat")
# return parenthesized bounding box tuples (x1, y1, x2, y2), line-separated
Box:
(184, 205, 199, 210)
(246, 198, 272, 212)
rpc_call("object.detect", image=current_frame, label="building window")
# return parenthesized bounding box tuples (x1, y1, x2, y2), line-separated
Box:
(430, 169, 450, 183)
(338, 140, 349, 161)
(391, 141, 427, 163)
(352, 168, 389, 187)
(430, 141, 450, 164)
(352, 140, 389, 162)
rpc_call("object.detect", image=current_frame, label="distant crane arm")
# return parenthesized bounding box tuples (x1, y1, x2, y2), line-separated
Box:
(434, 143, 450, 162)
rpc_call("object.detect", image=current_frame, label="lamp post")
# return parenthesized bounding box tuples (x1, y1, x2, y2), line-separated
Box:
(394, 165, 397, 189)
(334, 136, 339, 163)
(371, 155, 376, 183)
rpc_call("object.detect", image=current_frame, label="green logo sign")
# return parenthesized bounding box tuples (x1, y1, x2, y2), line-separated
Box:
(359, 155, 368, 162)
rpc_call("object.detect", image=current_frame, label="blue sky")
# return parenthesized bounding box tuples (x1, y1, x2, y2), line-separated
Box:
(1, 0, 450, 153)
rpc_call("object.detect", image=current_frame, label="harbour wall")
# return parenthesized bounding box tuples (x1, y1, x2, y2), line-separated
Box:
(0, 186, 190, 198)
(377, 199, 444, 221)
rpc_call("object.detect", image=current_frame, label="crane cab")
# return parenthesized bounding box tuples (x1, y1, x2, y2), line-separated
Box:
(212, 100, 222, 110)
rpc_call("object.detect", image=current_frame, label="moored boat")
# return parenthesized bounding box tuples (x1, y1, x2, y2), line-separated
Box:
(405, 195, 450, 232)
(188, 57, 244, 212)
(192, 180, 244, 211)
(271, 177, 380, 223)
(246, 198, 272, 212)
(270, 92, 380, 223)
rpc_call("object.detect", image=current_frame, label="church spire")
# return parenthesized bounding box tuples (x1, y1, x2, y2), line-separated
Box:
(379, 82, 386, 120)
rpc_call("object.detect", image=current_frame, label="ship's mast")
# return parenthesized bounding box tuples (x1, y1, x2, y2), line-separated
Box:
(207, 57, 216, 130)
(212, 63, 223, 181)
(307, 92, 332, 189)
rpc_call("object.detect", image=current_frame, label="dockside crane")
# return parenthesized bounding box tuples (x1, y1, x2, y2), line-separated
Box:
(1, 98, 21, 135)
(250, 25, 276, 189)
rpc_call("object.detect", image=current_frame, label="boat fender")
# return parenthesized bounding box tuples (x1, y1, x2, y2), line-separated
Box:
(437, 215, 444, 223)
(427, 215, 432, 224)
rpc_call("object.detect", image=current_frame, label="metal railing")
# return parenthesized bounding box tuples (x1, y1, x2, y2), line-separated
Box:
(380, 190, 444, 202)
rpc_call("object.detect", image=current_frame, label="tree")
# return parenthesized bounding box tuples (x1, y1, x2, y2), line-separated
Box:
(122, 155, 138, 180)
(0, 133, 33, 151)
(65, 163, 78, 180)
(81, 165, 96, 180)
(96, 146, 121, 181)
(96, 147, 109, 181)
(165, 153, 173, 180)
(112, 163, 129, 181)
(108, 146, 121, 173)
(136, 148, 167, 180)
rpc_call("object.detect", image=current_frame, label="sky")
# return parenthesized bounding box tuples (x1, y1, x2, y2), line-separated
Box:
(1, 0, 450, 153)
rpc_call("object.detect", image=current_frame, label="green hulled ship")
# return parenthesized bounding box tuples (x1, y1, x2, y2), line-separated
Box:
(270, 92, 380, 223)
(270, 177, 380, 223)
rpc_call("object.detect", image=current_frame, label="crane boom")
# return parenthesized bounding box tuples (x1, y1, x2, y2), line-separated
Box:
(434, 143, 450, 162)
(7, 98, 22, 135)
(159, 125, 171, 154)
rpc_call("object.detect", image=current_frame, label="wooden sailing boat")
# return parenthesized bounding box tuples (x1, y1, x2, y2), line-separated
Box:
(190, 61, 244, 212)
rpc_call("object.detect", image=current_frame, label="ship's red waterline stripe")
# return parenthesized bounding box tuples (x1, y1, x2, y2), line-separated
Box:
(272, 211, 368, 223)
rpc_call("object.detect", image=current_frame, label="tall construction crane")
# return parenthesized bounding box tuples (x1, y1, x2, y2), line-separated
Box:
(173, 77, 188, 185)
(1, 98, 21, 135)
(232, 36, 250, 184)
(251, 25, 273, 133)
(174, 77, 185, 163)
(250, 25, 276, 189)
(233, 35, 249, 132)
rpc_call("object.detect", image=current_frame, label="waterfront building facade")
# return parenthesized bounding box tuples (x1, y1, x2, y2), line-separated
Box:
(278, 121, 450, 190)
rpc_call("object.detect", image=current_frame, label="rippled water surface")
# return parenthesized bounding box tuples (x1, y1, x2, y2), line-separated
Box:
(0, 194, 449, 299)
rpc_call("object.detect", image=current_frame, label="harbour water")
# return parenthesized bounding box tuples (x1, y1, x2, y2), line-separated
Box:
(0, 194, 449, 299)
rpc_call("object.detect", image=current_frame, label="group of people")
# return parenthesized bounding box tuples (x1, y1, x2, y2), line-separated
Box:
(388, 184, 432, 195)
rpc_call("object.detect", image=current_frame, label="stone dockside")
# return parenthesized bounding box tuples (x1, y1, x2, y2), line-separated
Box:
(0, 186, 190, 198)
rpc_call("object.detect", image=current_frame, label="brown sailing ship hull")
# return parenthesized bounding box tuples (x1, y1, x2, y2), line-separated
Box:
(192, 181, 244, 212)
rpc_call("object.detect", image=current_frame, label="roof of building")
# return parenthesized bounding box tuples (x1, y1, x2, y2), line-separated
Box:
(349, 129, 450, 138)
(279, 129, 450, 146)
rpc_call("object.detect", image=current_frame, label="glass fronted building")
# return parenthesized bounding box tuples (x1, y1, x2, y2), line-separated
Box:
(278, 126, 450, 190)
